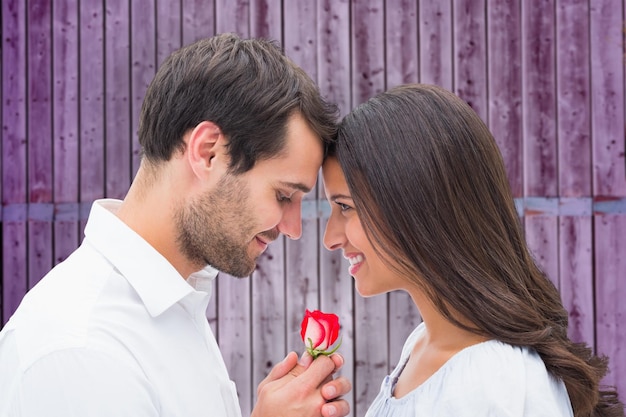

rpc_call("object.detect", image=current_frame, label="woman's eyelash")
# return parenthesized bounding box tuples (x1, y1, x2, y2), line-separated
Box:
(335, 201, 351, 211)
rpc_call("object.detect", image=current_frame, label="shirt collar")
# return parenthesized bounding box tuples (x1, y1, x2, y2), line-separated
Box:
(83, 199, 218, 317)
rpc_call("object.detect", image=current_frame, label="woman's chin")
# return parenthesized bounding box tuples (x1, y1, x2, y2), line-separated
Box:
(355, 285, 381, 298)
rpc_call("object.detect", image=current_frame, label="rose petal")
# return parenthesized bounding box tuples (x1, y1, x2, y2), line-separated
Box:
(304, 317, 326, 349)
(310, 311, 340, 347)
(300, 309, 314, 341)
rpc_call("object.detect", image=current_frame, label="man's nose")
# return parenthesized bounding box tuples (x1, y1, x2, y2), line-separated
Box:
(278, 201, 303, 240)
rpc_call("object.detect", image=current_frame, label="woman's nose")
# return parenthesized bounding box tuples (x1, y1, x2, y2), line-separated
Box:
(323, 215, 346, 251)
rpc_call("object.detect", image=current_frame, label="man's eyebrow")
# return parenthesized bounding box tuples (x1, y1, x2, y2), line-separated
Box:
(279, 181, 312, 194)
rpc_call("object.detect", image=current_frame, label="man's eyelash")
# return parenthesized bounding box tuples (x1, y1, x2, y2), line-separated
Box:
(277, 192, 292, 202)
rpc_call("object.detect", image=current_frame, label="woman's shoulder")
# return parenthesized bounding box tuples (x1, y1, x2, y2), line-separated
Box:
(417, 340, 573, 416)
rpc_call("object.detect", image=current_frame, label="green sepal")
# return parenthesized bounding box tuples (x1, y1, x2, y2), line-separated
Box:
(307, 337, 343, 359)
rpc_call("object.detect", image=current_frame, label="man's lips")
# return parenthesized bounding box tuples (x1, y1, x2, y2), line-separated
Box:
(253, 229, 280, 254)
(256, 236, 269, 246)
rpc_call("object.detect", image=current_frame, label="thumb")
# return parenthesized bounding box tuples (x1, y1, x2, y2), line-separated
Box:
(269, 351, 299, 381)
(257, 351, 299, 395)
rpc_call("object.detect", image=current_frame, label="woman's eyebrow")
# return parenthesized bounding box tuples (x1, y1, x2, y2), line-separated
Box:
(329, 193, 352, 200)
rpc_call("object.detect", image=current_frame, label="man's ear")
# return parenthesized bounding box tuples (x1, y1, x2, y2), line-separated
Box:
(186, 121, 226, 179)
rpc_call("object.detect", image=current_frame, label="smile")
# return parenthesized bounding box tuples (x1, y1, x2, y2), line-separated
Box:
(348, 254, 363, 265)
(255, 236, 269, 252)
(346, 254, 364, 276)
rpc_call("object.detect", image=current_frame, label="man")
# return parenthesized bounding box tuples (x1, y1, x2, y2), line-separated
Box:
(0, 33, 350, 417)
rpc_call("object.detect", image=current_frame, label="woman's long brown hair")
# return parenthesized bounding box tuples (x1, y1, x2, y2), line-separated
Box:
(336, 84, 623, 417)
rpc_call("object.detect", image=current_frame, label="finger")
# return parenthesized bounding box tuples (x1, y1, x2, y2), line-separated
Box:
(298, 351, 313, 368)
(322, 399, 350, 417)
(329, 353, 344, 371)
(287, 362, 306, 378)
(300, 355, 336, 389)
(262, 352, 298, 385)
(321, 376, 352, 401)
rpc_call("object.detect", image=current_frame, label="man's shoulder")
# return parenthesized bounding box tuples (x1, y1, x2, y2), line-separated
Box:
(1, 243, 122, 367)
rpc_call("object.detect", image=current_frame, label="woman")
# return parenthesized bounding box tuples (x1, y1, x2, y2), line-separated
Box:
(322, 84, 623, 417)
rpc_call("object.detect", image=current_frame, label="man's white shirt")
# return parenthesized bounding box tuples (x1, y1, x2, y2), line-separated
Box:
(0, 199, 242, 417)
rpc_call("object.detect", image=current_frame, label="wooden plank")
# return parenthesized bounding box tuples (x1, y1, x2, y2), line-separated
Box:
(156, 0, 182, 67)
(319, 219, 355, 417)
(419, 0, 453, 90)
(285, 225, 318, 354)
(52, 0, 80, 263)
(248, 3, 289, 393)
(520, 0, 559, 290)
(251, 243, 285, 411)
(594, 215, 626, 400)
(180, 0, 218, 340)
(28, 0, 53, 204)
(318, 2, 354, 414)
(385, 0, 418, 88)
(522, 0, 557, 197)
(283, 0, 318, 385)
(130, 0, 156, 175)
(105, 0, 132, 200)
(453, 0, 487, 121)
(352, 0, 385, 106)
(251, 4, 285, 412)
(384, 0, 420, 371)
(219, 271, 252, 416)
(354, 297, 387, 417)
(27, 0, 53, 288)
(524, 214, 559, 289)
(79, 0, 105, 233)
(559, 216, 593, 345)
(557, 0, 591, 198)
(215, 0, 250, 36)
(556, 0, 595, 367)
(250, 0, 281, 40)
(487, 0, 522, 197)
(2, 0, 28, 323)
(28, 208, 53, 289)
(182, 0, 215, 44)
(351, 2, 388, 415)
(318, 0, 351, 117)
(283, 0, 319, 358)
(590, 0, 626, 197)
(2, 215, 28, 324)
(213, 3, 253, 413)
(589, 0, 626, 400)
(522, 201, 559, 289)
(54, 206, 80, 265)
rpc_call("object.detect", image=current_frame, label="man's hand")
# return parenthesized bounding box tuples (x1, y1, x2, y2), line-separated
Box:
(252, 352, 351, 417)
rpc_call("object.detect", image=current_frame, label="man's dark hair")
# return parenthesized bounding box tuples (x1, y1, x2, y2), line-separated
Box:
(138, 33, 338, 173)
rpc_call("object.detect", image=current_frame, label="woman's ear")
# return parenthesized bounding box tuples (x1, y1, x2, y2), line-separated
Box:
(186, 121, 227, 179)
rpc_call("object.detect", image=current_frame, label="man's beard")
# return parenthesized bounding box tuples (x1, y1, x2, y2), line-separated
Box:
(175, 174, 262, 278)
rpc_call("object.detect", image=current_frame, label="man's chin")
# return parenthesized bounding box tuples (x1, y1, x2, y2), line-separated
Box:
(217, 261, 257, 278)
(231, 267, 255, 278)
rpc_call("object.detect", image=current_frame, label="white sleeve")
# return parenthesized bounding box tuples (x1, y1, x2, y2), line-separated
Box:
(7, 347, 160, 417)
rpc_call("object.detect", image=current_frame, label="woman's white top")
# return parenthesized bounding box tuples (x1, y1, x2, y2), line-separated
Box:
(366, 323, 574, 417)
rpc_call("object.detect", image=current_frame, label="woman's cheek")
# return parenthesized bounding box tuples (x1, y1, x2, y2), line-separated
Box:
(346, 216, 368, 249)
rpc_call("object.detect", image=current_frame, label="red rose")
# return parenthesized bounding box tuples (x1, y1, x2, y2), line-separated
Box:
(300, 309, 341, 358)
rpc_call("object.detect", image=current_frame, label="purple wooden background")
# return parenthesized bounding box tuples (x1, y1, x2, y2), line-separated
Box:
(2, 1, 625, 415)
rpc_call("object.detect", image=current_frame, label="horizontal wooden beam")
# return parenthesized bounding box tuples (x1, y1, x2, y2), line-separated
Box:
(1, 197, 625, 223)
